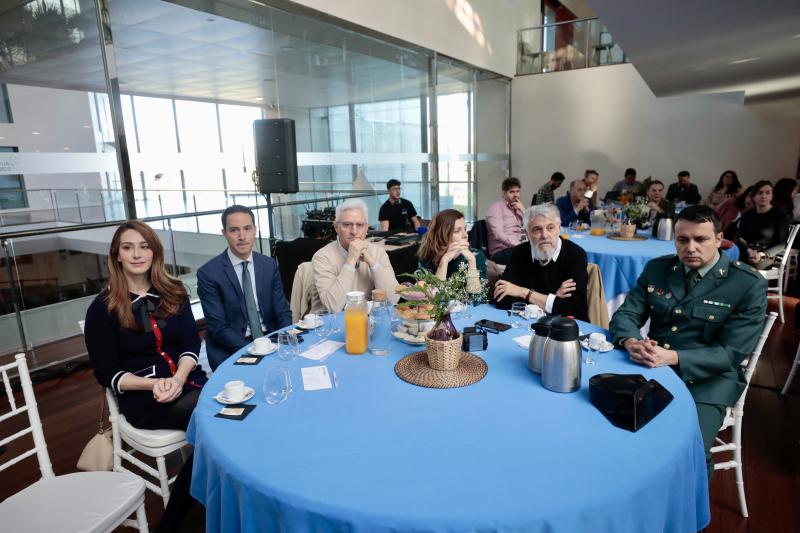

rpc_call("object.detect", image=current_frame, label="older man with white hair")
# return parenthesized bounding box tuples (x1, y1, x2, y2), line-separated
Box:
(493, 204, 589, 321)
(311, 198, 399, 312)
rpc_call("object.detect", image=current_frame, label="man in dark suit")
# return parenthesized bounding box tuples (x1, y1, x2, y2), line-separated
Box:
(555, 179, 591, 227)
(493, 203, 589, 321)
(666, 170, 701, 204)
(197, 205, 292, 369)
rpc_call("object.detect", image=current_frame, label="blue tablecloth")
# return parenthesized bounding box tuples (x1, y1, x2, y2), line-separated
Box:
(574, 232, 739, 302)
(188, 306, 710, 533)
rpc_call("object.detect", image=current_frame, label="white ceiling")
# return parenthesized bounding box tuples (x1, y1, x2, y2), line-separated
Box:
(0, 0, 475, 109)
(589, 0, 800, 101)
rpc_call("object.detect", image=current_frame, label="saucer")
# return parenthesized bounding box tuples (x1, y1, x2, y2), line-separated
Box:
(580, 339, 614, 353)
(297, 319, 322, 330)
(248, 343, 277, 356)
(214, 386, 254, 405)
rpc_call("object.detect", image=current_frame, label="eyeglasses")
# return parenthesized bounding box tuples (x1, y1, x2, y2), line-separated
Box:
(338, 222, 367, 230)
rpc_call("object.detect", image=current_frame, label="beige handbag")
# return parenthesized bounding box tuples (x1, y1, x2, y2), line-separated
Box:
(77, 391, 114, 471)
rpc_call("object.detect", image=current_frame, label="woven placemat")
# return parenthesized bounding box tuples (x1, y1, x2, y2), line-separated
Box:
(607, 233, 647, 241)
(394, 351, 488, 389)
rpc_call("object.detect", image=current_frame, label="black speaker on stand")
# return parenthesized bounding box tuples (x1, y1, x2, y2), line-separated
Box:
(254, 118, 298, 194)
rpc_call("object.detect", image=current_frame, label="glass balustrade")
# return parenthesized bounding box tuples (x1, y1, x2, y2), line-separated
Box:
(517, 17, 628, 76)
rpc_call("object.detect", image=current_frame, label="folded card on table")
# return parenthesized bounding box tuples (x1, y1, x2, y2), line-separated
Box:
(300, 340, 344, 361)
(513, 335, 532, 349)
(301, 365, 333, 391)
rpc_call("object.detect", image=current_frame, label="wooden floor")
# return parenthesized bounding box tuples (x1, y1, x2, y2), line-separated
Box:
(2, 300, 799, 532)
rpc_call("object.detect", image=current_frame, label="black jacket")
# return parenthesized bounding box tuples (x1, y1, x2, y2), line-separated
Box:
(494, 239, 589, 321)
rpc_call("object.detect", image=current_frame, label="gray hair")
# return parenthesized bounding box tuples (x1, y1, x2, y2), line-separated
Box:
(335, 198, 369, 221)
(523, 203, 561, 228)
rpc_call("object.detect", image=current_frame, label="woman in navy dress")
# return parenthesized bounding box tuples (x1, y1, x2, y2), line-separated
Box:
(85, 220, 206, 532)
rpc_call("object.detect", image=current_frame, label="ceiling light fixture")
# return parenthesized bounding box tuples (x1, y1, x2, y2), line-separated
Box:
(82, 124, 92, 129)
(729, 57, 760, 65)
(32, 131, 41, 135)
(255, 97, 263, 101)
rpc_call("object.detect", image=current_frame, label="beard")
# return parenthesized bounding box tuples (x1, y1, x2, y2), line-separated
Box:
(532, 241, 555, 264)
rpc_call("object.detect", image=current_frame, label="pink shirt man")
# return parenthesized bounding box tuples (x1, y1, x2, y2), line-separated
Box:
(485, 178, 525, 261)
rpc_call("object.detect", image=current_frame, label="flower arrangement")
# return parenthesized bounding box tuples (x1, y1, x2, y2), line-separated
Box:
(622, 198, 651, 228)
(395, 263, 488, 326)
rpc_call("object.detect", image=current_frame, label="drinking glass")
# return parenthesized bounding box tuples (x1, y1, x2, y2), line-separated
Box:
(511, 302, 526, 328)
(462, 300, 474, 320)
(568, 221, 578, 238)
(277, 332, 299, 361)
(263, 367, 292, 405)
(316, 311, 332, 339)
(584, 339, 597, 365)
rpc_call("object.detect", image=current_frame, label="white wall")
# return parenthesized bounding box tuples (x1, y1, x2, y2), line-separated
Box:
(288, 0, 539, 78)
(509, 64, 800, 203)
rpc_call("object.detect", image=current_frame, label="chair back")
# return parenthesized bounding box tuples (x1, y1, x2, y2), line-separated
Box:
(468, 220, 489, 255)
(290, 261, 317, 322)
(777, 225, 800, 270)
(739, 312, 778, 404)
(0, 353, 54, 480)
(586, 263, 610, 328)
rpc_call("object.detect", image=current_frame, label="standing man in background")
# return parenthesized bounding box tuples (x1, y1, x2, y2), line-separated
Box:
(532, 172, 565, 205)
(379, 179, 420, 231)
(486, 177, 525, 265)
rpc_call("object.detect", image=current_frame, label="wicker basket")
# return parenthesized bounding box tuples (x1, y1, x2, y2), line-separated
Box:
(425, 335, 463, 371)
(619, 222, 637, 239)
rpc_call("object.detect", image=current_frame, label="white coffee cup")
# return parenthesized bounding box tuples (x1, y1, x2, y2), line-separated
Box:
(589, 332, 606, 350)
(223, 380, 246, 402)
(253, 336, 273, 353)
(302, 313, 318, 326)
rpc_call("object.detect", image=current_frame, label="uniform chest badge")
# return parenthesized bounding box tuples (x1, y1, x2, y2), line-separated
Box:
(703, 299, 732, 309)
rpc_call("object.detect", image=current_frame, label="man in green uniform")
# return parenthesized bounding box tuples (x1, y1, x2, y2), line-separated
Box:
(610, 205, 767, 478)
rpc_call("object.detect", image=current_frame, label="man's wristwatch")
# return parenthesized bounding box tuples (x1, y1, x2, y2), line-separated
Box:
(525, 289, 533, 303)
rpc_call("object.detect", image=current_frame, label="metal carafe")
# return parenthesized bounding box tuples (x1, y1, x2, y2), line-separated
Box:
(528, 315, 555, 374)
(541, 317, 582, 393)
(653, 215, 674, 241)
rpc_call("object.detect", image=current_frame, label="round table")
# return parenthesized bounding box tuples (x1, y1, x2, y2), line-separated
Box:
(573, 232, 739, 311)
(188, 306, 710, 533)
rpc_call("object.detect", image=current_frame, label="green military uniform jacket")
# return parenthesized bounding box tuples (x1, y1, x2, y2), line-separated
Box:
(609, 253, 767, 407)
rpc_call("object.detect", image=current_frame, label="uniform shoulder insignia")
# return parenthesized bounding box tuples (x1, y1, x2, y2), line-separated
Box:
(731, 260, 762, 278)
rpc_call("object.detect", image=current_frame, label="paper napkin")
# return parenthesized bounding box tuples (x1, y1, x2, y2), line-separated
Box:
(300, 340, 344, 361)
(301, 365, 333, 391)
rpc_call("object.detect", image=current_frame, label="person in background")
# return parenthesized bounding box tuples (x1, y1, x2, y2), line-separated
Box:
(197, 205, 292, 370)
(772, 177, 798, 220)
(84, 220, 205, 533)
(583, 169, 600, 210)
(555, 180, 591, 227)
(666, 170, 701, 204)
(734, 180, 789, 269)
(486, 177, 525, 265)
(610, 205, 767, 480)
(312, 198, 399, 312)
(532, 172, 565, 205)
(379, 179, 420, 231)
(610, 168, 641, 201)
(721, 185, 755, 238)
(705, 170, 742, 210)
(645, 180, 674, 221)
(493, 204, 588, 321)
(418, 209, 486, 282)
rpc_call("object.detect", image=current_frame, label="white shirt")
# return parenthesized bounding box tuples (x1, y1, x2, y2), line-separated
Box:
(529, 238, 562, 313)
(227, 248, 264, 336)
